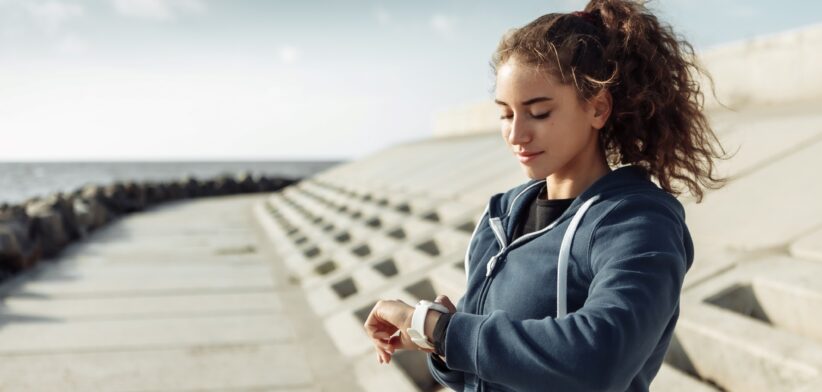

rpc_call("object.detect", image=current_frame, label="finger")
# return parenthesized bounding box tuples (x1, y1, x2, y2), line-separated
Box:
(364, 300, 407, 339)
(374, 343, 391, 364)
(374, 331, 390, 340)
(435, 294, 457, 313)
(364, 301, 396, 338)
(375, 338, 393, 352)
(388, 330, 418, 352)
(363, 302, 384, 336)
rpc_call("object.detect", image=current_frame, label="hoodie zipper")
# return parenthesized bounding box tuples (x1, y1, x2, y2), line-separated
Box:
(473, 208, 569, 392)
(474, 216, 563, 315)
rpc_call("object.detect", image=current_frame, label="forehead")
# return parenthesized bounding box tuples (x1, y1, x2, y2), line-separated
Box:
(495, 60, 571, 101)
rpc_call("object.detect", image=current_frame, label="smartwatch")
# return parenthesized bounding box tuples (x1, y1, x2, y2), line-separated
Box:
(407, 300, 450, 350)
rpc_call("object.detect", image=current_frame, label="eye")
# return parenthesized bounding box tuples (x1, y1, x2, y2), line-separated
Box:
(499, 113, 513, 120)
(531, 112, 551, 119)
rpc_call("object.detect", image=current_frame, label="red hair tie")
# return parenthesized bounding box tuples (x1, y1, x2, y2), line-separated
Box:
(571, 11, 597, 25)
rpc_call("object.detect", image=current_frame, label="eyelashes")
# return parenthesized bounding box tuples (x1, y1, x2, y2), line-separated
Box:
(499, 112, 552, 120)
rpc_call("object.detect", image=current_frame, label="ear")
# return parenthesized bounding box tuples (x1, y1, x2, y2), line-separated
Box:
(589, 89, 612, 130)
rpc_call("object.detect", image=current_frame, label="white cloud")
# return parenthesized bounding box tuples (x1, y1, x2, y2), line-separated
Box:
(0, 0, 88, 56)
(430, 13, 457, 39)
(112, 0, 206, 21)
(24, 1, 84, 33)
(728, 4, 760, 19)
(374, 7, 391, 26)
(280, 45, 298, 64)
(56, 33, 88, 54)
(562, 0, 588, 11)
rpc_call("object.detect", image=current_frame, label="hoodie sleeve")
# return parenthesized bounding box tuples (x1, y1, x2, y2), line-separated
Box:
(427, 341, 466, 390)
(426, 206, 495, 391)
(426, 283, 470, 390)
(441, 195, 692, 392)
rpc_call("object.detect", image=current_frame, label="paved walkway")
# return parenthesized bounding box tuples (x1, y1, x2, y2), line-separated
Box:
(0, 195, 357, 391)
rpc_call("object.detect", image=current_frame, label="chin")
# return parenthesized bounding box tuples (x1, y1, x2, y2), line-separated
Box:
(520, 166, 549, 180)
(520, 164, 551, 180)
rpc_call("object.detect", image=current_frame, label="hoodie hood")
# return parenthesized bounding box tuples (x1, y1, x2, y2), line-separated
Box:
(486, 165, 663, 249)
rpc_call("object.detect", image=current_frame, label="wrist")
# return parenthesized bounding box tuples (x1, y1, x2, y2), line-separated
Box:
(407, 300, 449, 351)
(424, 309, 442, 342)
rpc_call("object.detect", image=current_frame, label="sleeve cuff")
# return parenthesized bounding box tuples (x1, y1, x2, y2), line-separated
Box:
(433, 312, 453, 356)
(443, 311, 487, 376)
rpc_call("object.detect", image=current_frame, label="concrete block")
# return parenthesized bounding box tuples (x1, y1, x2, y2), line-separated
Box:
(790, 227, 822, 262)
(712, 113, 822, 180)
(11, 264, 275, 297)
(650, 364, 720, 392)
(675, 256, 822, 391)
(0, 343, 314, 391)
(0, 314, 295, 354)
(674, 304, 820, 392)
(1, 292, 283, 320)
(684, 138, 822, 252)
(307, 284, 344, 316)
(354, 350, 419, 392)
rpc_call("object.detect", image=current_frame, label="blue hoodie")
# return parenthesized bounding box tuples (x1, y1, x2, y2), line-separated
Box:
(427, 165, 694, 392)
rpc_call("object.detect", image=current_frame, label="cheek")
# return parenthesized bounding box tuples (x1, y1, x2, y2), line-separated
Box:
(500, 124, 511, 143)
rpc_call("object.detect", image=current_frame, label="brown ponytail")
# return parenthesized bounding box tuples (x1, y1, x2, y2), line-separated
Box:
(492, 0, 728, 202)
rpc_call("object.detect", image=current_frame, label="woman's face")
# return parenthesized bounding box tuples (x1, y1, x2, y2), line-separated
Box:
(495, 58, 605, 180)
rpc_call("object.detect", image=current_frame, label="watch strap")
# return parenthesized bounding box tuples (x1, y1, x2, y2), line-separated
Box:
(409, 300, 449, 349)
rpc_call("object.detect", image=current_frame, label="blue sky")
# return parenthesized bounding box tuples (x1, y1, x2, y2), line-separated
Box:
(1, 0, 820, 161)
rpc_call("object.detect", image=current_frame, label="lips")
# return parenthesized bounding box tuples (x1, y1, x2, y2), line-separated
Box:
(516, 150, 544, 164)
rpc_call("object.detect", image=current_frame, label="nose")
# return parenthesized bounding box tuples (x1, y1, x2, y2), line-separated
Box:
(506, 114, 532, 146)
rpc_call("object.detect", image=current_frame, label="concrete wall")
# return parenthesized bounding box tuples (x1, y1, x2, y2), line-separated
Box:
(432, 100, 499, 138)
(701, 23, 822, 110)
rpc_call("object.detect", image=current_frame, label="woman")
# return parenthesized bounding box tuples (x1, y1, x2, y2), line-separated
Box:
(363, 0, 726, 391)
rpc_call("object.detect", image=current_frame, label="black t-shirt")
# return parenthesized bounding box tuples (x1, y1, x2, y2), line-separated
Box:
(512, 183, 575, 241)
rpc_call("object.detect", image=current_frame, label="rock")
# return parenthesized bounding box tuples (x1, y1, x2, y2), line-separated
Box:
(44, 193, 81, 241)
(200, 179, 218, 197)
(26, 199, 69, 258)
(182, 177, 201, 198)
(236, 172, 260, 193)
(0, 224, 23, 273)
(165, 181, 185, 200)
(214, 175, 239, 195)
(81, 185, 112, 227)
(102, 183, 128, 214)
(143, 183, 168, 205)
(122, 182, 147, 212)
(0, 205, 43, 270)
(70, 196, 98, 237)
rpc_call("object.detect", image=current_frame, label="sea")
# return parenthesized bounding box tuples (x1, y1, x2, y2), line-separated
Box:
(0, 161, 342, 205)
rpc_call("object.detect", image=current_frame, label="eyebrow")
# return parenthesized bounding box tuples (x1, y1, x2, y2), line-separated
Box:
(494, 96, 553, 106)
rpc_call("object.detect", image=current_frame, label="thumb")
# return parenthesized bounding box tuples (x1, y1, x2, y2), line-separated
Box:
(434, 294, 456, 313)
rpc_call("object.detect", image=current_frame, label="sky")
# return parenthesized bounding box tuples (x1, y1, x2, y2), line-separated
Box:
(1, 0, 821, 161)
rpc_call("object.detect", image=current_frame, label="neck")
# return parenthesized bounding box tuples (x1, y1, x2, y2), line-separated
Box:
(545, 150, 610, 200)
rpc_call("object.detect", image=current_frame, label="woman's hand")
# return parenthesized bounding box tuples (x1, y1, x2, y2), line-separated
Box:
(435, 294, 457, 313)
(363, 295, 456, 364)
(363, 298, 418, 364)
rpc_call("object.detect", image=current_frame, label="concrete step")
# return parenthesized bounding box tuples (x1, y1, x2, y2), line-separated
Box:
(675, 255, 822, 391)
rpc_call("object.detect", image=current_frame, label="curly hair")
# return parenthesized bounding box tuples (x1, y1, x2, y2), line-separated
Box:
(491, 0, 728, 203)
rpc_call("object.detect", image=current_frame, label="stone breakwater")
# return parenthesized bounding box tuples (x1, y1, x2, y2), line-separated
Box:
(0, 172, 298, 282)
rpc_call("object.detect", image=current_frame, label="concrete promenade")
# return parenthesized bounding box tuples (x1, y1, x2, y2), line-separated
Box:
(0, 194, 355, 391)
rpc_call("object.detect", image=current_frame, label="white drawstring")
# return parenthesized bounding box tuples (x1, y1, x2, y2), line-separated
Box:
(556, 195, 600, 318)
(464, 193, 601, 320)
(464, 204, 489, 280)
